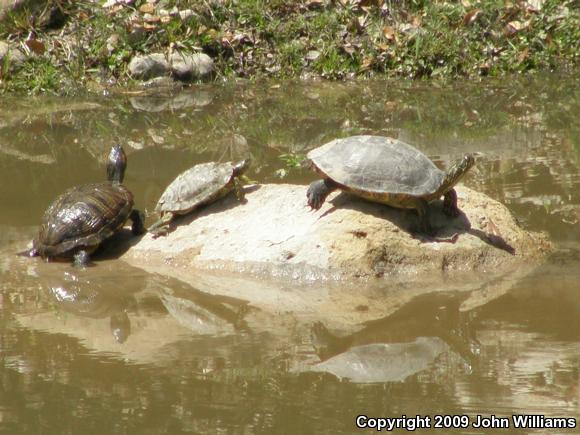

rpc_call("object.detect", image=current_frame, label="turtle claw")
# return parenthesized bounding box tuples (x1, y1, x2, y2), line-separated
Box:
(307, 193, 323, 210)
(151, 228, 169, 239)
(307, 179, 336, 210)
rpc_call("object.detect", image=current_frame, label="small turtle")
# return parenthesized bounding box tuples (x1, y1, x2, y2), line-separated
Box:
(306, 135, 475, 234)
(25, 145, 144, 266)
(148, 159, 251, 237)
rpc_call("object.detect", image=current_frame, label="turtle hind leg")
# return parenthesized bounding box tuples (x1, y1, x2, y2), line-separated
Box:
(307, 178, 338, 210)
(147, 213, 174, 238)
(17, 247, 39, 258)
(414, 199, 460, 243)
(414, 198, 435, 235)
(129, 209, 146, 235)
(443, 188, 460, 218)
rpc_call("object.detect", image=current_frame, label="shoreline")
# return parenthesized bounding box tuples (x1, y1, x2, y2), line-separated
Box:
(0, 0, 577, 95)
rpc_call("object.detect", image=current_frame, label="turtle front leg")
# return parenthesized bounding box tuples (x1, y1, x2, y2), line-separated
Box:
(147, 213, 174, 238)
(443, 188, 460, 218)
(307, 178, 338, 210)
(233, 177, 247, 203)
(129, 209, 146, 235)
(73, 250, 92, 267)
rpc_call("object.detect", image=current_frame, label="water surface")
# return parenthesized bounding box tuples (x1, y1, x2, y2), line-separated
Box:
(0, 75, 578, 434)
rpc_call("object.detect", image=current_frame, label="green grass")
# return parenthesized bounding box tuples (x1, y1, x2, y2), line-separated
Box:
(0, 0, 577, 94)
(4, 57, 60, 94)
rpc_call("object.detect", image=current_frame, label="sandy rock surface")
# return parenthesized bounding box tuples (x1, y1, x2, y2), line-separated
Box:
(122, 183, 552, 281)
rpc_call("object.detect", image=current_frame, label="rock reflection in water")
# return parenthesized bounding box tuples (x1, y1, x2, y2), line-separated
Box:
(129, 89, 214, 113)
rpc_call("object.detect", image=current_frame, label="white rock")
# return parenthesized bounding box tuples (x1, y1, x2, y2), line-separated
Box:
(102, 0, 133, 8)
(169, 52, 214, 81)
(0, 41, 26, 71)
(123, 184, 552, 280)
(178, 9, 195, 20)
(128, 53, 170, 80)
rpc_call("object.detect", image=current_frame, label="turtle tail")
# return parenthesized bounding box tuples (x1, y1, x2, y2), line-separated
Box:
(17, 247, 39, 257)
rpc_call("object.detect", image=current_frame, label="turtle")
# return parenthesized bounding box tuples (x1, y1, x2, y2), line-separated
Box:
(24, 144, 144, 266)
(305, 135, 475, 234)
(147, 159, 251, 237)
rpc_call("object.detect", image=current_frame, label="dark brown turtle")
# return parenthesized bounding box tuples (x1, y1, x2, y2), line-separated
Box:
(25, 144, 144, 266)
(306, 135, 475, 234)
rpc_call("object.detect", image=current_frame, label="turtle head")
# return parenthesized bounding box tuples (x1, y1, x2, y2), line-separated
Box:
(232, 158, 251, 177)
(441, 154, 476, 193)
(457, 154, 475, 172)
(107, 144, 127, 184)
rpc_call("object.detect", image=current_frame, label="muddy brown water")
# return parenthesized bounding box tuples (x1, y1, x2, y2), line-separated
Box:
(0, 76, 578, 434)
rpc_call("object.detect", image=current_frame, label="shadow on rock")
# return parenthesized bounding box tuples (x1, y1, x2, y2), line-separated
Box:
(96, 228, 147, 260)
(325, 192, 515, 252)
(468, 228, 515, 255)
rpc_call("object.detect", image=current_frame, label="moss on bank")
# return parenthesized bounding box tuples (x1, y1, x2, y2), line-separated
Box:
(0, 0, 578, 94)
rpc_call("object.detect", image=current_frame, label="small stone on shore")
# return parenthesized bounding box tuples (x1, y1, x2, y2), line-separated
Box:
(0, 41, 26, 72)
(169, 52, 214, 81)
(128, 53, 170, 80)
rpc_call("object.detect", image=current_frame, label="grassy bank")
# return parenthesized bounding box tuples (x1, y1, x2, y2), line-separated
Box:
(0, 0, 578, 94)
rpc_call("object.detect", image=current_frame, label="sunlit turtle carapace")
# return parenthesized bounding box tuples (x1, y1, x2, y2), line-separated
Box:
(25, 145, 144, 265)
(148, 159, 251, 237)
(305, 135, 475, 234)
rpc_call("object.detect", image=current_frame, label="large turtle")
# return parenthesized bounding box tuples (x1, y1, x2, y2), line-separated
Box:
(306, 136, 475, 234)
(25, 144, 144, 266)
(148, 159, 251, 237)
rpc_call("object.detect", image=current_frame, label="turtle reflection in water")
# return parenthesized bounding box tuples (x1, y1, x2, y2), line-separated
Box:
(45, 271, 134, 344)
(308, 292, 480, 382)
(24, 145, 144, 266)
(160, 287, 249, 336)
(306, 136, 475, 234)
(148, 159, 251, 238)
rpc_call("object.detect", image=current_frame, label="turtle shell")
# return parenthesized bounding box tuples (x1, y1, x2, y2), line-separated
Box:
(34, 182, 134, 258)
(155, 162, 236, 214)
(307, 135, 445, 197)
